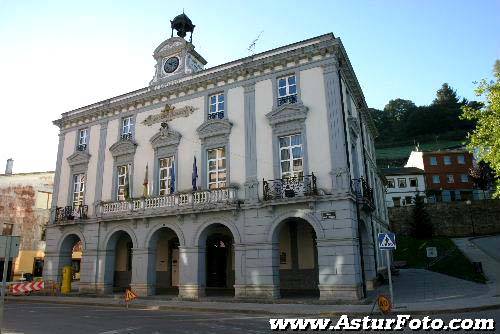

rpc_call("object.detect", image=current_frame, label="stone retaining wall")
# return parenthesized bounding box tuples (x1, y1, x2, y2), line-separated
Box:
(389, 199, 500, 237)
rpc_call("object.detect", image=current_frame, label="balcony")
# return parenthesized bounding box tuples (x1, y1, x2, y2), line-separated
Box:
(77, 144, 87, 151)
(277, 94, 298, 107)
(263, 174, 317, 201)
(121, 133, 133, 140)
(98, 187, 239, 218)
(351, 178, 375, 212)
(55, 205, 88, 223)
(207, 111, 224, 120)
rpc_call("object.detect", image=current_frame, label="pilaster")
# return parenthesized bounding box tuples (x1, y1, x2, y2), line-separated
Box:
(130, 247, 156, 296)
(322, 60, 351, 195)
(178, 246, 205, 299)
(243, 83, 259, 202)
(50, 132, 66, 223)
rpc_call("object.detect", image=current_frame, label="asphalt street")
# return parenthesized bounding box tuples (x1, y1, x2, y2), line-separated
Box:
(2, 302, 499, 334)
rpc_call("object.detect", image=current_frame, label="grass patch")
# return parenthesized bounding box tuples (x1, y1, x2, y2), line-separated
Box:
(394, 236, 486, 283)
(376, 140, 464, 160)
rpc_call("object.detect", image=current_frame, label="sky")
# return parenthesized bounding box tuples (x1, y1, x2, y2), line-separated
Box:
(0, 0, 498, 173)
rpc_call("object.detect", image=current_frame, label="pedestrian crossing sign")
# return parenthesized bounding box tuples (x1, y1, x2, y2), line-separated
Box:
(378, 232, 396, 250)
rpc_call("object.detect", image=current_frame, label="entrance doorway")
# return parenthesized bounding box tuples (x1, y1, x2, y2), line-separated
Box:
(277, 219, 319, 298)
(200, 224, 234, 296)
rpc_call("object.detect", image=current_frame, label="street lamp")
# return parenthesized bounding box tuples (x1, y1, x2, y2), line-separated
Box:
(466, 200, 475, 236)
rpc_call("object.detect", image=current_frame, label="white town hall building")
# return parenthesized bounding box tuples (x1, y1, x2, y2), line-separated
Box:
(44, 13, 390, 301)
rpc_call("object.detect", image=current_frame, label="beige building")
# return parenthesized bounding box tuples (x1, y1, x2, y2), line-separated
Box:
(44, 14, 389, 301)
(0, 159, 53, 280)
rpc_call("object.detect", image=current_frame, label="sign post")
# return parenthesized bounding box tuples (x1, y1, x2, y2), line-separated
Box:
(378, 232, 396, 311)
(0, 236, 20, 334)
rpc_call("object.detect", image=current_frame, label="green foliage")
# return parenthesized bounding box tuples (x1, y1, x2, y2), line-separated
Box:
(394, 236, 486, 283)
(373, 83, 477, 149)
(461, 60, 500, 197)
(410, 195, 433, 239)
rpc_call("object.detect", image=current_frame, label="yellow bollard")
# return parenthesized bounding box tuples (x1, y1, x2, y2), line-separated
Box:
(61, 265, 72, 294)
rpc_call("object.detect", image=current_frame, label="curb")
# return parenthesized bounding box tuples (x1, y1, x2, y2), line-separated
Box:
(7, 297, 500, 316)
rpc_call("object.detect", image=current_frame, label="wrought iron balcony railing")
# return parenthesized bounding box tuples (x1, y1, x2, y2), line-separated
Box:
(263, 174, 317, 201)
(351, 178, 375, 212)
(77, 144, 87, 151)
(121, 133, 133, 140)
(207, 111, 225, 120)
(99, 187, 238, 216)
(55, 205, 88, 222)
(277, 94, 298, 107)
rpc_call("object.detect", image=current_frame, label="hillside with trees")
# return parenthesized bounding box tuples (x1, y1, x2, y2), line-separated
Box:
(373, 83, 480, 167)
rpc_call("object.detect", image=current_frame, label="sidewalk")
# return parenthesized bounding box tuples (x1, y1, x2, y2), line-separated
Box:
(453, 236, 500, 296)
(6, 269, 500, 316)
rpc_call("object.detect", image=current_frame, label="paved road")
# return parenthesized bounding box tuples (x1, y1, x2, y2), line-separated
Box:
(473, 235, 500, 263)
(2, 302, 499, 333)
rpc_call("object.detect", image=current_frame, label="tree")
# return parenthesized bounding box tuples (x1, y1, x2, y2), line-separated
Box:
(433, 83, 460, 107)
(461, 60, 500, 197)
(411, 195, 433, 239)
(469, 161, 496, 198)
(384, 98, 416, 122)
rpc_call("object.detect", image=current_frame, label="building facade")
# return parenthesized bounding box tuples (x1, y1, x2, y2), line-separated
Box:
(382, 167, 425, 207)
(0, 159, 53, 280)
(44, 14, 389, 301)
(406, 149, 474, 202)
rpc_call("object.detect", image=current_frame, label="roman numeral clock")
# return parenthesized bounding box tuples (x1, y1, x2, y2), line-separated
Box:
(150, 13, 207, 87)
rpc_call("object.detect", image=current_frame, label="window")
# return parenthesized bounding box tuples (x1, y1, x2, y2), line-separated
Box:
(277, 75, 297, 106)
(159, 157, 174, 195)
(387, 178, 395, 188)
(207, 147, 226, 189)
(460, 174, 469, 183)
(409, 178, 418, 187)
(2, 223, 13, 236)
(117, 165, 130, 201)
(397, 178, 407, 188)
(432, 175, 440, 184)
(121, 116, 134, 139)
(404, 196, 413, 205)
(446, 174, 454, 183)
(279, 134, 303, 178)
(444, 156, 452, 165)
(392, 197, 401, 207)
(208, 93, 224, 120)
(430, 156, 438, 165)
(78, 128, 88, 151)
(72, 174, 86, 208)
(457, 155, 465, 164)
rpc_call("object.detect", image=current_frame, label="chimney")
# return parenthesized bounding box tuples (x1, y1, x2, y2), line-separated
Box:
(5, 159, 13, 175)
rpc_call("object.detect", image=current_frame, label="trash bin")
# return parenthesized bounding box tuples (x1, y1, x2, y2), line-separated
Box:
(61, 265, 72, 294)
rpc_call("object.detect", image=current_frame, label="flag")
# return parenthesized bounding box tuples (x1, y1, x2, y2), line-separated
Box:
(143, 164, 149, 197)
(170, 161, 175, 194)
(192, 156, 198, 191)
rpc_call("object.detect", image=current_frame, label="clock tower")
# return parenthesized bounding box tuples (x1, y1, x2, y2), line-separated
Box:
(149, 13, 207, 86)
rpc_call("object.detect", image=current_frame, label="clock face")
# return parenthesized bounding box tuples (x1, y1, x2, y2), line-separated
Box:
(163, 57, 180, 74)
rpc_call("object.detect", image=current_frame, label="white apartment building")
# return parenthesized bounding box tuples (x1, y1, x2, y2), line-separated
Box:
(382, 167, 426, 207)
(44, 13, 389, 301)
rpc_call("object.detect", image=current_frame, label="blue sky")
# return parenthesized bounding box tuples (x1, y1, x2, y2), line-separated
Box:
(0, 0, 498, 172)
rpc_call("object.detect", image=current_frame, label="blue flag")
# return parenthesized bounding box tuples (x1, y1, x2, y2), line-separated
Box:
(192, 156, 198, 191)
(170, 162, 175, 194)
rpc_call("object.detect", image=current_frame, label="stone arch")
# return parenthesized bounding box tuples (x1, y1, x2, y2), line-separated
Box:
(193, 217, 242, 247)
(270, 214, 320, 298)
(267, 210, 325, 244)
(101, 225, 138, 250)
(143, 221, 186, 248)
(57, 229, 86, 254)
(102, 227, 136, 292)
